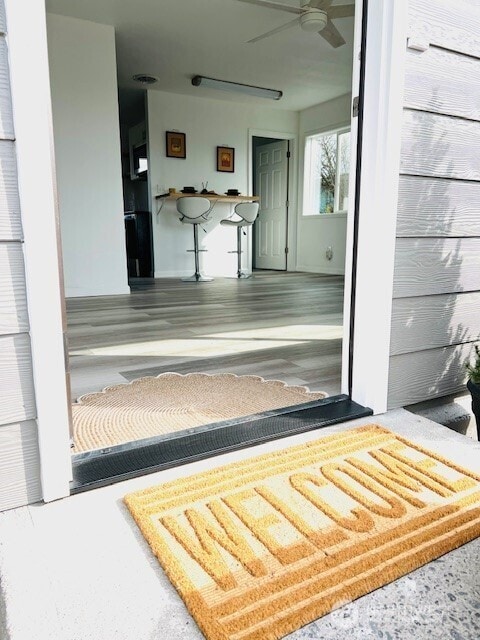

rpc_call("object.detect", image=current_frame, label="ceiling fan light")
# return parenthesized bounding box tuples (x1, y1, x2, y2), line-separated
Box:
(300, 10, 328, 32)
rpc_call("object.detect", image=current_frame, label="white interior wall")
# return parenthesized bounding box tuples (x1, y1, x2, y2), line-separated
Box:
(46, 14, 350, 287)
(297, 93, 352, 275)
(147, 90, 298, 277)
(47, 14, 129, 297)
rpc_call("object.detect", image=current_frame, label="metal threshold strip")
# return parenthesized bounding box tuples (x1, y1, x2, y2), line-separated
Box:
(70, 394, 372, 493)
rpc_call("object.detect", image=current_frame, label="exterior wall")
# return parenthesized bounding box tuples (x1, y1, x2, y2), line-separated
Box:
(387, 0, 480, 408)
(0, 0, 42, 510)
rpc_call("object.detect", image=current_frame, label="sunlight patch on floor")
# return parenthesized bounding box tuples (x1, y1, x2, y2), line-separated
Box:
(206, 324, 343, 341)
(70, 338, 305, 358)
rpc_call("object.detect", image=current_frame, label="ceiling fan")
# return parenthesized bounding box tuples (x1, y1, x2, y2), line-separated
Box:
(236, 0, 355, 48)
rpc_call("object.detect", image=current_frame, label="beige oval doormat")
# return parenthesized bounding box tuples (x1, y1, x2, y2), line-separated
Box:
(72, 373, 326, 453)
(125, 424, 480, 640)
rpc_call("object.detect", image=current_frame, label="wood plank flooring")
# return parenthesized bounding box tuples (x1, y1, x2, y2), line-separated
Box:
(66, 271, 344, 401)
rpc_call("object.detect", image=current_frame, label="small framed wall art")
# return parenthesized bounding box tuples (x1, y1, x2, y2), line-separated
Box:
(166, 131, 186, 159)
(217, 146, 235, 173)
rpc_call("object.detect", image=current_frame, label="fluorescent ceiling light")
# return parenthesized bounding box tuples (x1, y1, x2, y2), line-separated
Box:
(132, 74, 158, 85)
(192, 75, 282, 100)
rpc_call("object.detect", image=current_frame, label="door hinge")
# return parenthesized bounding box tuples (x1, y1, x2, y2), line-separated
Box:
(285, 247, 289, 254)
(286, 200, 289, 208)
(352, 96, 359, 117)
(286, 150, 291, 158)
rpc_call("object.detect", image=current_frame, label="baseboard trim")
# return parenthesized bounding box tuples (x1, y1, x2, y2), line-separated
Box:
(65, 286, 130, 298)
(296, 265, 345, 276)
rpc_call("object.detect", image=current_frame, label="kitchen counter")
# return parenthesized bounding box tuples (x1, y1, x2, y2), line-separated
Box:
(155, 192, 259, 203)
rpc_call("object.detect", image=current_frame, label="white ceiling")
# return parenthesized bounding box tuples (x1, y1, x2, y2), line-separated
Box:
(45, 0, 355, 112)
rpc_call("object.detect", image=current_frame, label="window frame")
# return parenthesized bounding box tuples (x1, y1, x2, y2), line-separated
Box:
(302, 124, 351, 217)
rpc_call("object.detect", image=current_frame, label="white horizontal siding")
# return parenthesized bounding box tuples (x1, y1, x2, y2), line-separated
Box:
(390, 0, 480, 411)
(404, 46, 480, 121)
(401, 110, 480, 181)
(390, 292, 480, 356)
(388, 342, 475, 409)
(0, 0, 44, 510)
(408, 0, 480, 59)
(0, 140, 22, 240)
(0, 243, 28, 334)
(0, 420, 42, 510)
(0, 37, 13, 140)
(0, 333, 36, 426)
(393, 238, 480, 298)
(397, 175, 480, 237)
(0, 2, 5, 34)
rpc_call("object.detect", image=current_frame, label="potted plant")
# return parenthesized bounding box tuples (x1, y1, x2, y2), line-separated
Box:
(466, 344, 480, 439)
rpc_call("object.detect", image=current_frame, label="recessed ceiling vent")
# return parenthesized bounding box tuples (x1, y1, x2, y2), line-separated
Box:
(132, 74, 158, 85)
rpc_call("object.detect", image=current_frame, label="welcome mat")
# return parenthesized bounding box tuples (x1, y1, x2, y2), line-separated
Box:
(124, 424, 480, 640)
(72, 373, 326, 452)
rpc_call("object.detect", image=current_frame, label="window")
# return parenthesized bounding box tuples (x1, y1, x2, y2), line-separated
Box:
(303, 127, 351, 215)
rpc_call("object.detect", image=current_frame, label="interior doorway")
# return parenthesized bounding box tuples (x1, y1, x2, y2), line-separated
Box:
(252, 136, 290, 271)
(118, 89, 154, 280)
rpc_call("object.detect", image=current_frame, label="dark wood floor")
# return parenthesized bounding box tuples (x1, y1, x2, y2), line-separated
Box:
(66, 271, 344, 400)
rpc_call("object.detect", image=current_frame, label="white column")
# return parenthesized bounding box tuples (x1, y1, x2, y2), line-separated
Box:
(5, 0, 72, 500)
(345, 0, 409, 413)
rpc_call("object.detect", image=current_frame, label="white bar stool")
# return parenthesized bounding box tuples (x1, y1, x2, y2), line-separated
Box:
(176, 196, 213, 282)
(220, 202, 260, 279)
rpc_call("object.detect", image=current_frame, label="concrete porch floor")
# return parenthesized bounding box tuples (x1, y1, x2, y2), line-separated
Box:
(1, 409, 480, 640)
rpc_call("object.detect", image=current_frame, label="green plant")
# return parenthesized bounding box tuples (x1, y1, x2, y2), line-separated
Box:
(466, 344, 480, 384)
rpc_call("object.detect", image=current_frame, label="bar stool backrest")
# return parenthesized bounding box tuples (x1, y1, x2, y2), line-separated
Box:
(234, 202, 259, 225)
(176, 197, 211, 223)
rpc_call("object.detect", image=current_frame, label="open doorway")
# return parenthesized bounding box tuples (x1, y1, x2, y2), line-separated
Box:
(43, 0, 364, 487)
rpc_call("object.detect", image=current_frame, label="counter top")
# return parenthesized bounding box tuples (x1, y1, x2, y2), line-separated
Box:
(155, 193, 259, 203)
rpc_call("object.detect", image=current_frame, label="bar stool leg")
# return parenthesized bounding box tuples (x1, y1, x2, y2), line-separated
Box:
(194, 224, 200, 277)
(237, 226, 251, 279)
(182, 224, 213, 282)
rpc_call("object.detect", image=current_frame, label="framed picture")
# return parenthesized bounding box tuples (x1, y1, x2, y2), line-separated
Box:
(166, 131, 186, 159)
(217, 146, 235, 173)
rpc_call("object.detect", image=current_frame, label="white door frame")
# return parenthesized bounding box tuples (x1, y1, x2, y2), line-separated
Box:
(3, 0, 408, 500)
(5, 0, 72, 501)
(248, 129, 298, 271)
(342, 0, 408, 412)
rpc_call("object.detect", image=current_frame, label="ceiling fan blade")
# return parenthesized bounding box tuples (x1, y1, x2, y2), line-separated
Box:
(247, 17, 299, 43)
(319, 18, 346, 48)
(328, 4, 355, 19)
(236, 0, 302, 15)
(307, 0, 333, 9)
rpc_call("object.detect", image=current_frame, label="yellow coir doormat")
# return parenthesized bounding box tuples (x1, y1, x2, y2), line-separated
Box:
(125, 424, 480, 640)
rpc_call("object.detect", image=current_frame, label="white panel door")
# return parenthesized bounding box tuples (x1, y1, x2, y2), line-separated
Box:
(254, 140, 288, 270)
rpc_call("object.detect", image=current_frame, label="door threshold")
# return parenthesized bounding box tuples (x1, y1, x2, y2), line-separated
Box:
(70, 394, 372, 494)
